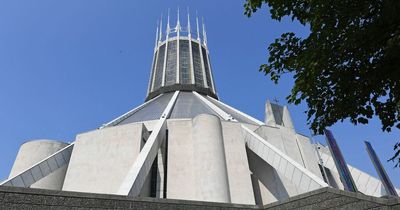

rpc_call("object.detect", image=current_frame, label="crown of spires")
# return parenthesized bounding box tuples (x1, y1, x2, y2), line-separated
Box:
(154, 8, 208, 47)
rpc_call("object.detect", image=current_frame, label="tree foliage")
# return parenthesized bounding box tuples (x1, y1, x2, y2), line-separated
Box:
(244, 0, 400, 166)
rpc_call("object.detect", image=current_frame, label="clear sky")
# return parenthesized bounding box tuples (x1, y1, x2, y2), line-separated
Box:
(0, 0, 398, 187)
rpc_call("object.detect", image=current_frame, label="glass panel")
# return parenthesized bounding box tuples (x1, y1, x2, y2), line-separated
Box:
(191, 42, 204, 86)
(179, 40, 191, 84)
(153, 44, 166, 90)
(47, 157, 59, 171)
(165, 40, 177, 85)
(54, 152, 66, 166)
(21, 171, 35, 187)
(170, 92, 219, 119)
(3, 181, 12, 186)
(271, 103, 284, 125)
(11, 176, 25, 187)
(38, 161, 52, 176)
(117, 93, 173, 125)
(31, 165, 43, 181)
(201, 47, 212, 88)
(62, 147, 72, 162)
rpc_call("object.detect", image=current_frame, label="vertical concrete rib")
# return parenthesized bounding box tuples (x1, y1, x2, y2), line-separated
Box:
(149, 50, 159, 93)
(188, 38, 195, 84)
(176, 9, 180, 84)
(199, 44, 208, 88)
(204, 48, 216, 93)
(161, 12, 170, 87)
(195, 16, 208, 87)
(187, 11, 195, 84)
(192, 114, 231, 203)
(148, 24, 159, 94)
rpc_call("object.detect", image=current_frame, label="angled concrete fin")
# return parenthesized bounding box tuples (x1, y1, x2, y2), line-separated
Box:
(117, 91, 180, 197)
(196, 92, 326, 193)
(205, 95, 265, 126)
(242, 126, 328, 192)
(100, 94, 163, 129)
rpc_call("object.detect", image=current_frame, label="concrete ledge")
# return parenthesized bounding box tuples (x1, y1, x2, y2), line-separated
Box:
(146, 85, 218, 101)
(0, 186, 398, 209)
(0, 186, 257, 209)
(263, 187, 400, 210)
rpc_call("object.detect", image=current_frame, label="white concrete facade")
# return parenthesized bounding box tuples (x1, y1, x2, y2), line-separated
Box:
(5, 95, 399, 205)
(62, 123, 149, 194)
(9, 140, 69, 190)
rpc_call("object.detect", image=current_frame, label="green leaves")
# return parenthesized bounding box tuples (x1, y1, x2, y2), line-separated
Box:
(244, 0, 400, 165)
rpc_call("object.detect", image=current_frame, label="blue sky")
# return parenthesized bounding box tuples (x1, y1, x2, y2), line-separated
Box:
(0, 0, 398, 187)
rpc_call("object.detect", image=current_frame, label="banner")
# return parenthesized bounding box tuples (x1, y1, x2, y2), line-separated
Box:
(324, 129, 358, 192)
(365, 141, 398, 196)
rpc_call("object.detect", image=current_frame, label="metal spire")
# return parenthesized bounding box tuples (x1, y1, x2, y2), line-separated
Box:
(196, 12, 200, 41)
(202, 17, 208, 46)
(158, 14, 163, 44)
(166, 9, 171, 35)
(176, 7, 180, 32)
(187, 7, 191, 37)
(154, 23, 159, 50)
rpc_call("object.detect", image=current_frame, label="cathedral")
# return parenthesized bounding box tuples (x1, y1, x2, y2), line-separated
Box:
(1, 11, 398, 206)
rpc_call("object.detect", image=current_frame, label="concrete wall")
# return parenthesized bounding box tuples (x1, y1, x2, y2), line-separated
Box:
(9, 139, 69, 190)
(166, 119, 196, 200)
(62, 123, 149, 194)
(247, 146, 307, 205)
(295, 134, 323, 180)
(166, 116, 255, 204)
(250, 124, 330, 204)
(221, 121, 255, 205)
(247, 147, 284, 204)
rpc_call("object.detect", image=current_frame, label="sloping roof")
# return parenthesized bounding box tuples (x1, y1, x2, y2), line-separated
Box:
(106, 91, 261, 127)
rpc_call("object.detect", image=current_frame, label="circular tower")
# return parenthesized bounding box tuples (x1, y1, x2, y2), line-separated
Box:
(146, 11, 217, 101)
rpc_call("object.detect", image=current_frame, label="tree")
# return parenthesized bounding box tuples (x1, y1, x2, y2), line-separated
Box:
(244, 0, 400, 166)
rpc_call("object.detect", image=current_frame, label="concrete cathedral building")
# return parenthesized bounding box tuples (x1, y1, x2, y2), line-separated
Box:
(1, 11, 399, 208)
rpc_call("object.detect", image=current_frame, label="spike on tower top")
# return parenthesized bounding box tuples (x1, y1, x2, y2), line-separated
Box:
(187, 8, 191, 37)
(158, 14, 163, 44)
(154, 22, 159, 51)
(196, 13, 201, 41)
(202, 17, 207, 46)
(176, 7, 180, 32)
(147, 9, 216, 101)
(155, 9, 208, 45)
